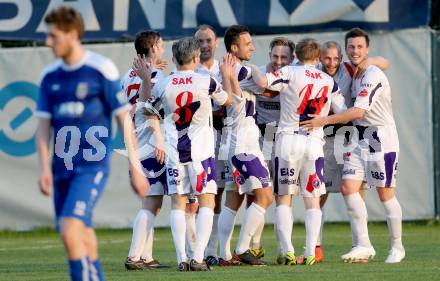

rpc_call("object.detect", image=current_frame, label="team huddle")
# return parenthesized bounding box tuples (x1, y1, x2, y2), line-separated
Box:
(36, 6, 405, 280)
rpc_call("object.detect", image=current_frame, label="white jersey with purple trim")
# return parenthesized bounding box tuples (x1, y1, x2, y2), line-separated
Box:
(224, 63, 263, 155)
(327, 62, 355, 108)
(256, 65, 280, 125)
(196, 60, 220, 80)
(352, 65, 399, 152)
(148, 70, 228, 164)
(121, 67, 164, 160)
(265, 64, 346, 140)
(121, 67, 164, 106)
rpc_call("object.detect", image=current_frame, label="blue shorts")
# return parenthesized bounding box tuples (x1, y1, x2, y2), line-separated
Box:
(53, 171, 108, 231)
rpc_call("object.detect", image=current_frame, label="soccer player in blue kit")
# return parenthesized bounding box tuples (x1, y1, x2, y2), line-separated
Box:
(35, 6, 148, 281)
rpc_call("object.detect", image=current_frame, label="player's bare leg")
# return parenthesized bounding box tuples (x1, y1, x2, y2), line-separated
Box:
(341, 179, 375, 263)
(189, 194, 215, 271)
(376, 186, 405, 263)
(234, 187, 272, 266)
(275, 194, 295, 265)
(61, 218, 103, 280)
(170, 194, 189, 271)
(218, 190, 244, 265)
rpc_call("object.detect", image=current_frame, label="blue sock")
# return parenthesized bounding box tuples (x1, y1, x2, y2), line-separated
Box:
(90, 258, 105, 281)
(68, 257, 89, 281)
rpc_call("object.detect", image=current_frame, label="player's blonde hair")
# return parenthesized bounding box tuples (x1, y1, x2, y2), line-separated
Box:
(295, 38, 321, 62)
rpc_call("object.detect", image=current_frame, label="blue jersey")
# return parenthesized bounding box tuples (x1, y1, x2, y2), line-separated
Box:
(36, 51, 129, 179)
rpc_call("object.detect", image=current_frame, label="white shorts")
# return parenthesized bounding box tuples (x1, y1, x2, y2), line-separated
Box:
(224, 151, 271, 195)
(274, 133, 326, 198)
(323, 136, 344, 193)
(166, 156, 217, 195)
(342, 146, 399, 188)
(139, 157, 167, 196)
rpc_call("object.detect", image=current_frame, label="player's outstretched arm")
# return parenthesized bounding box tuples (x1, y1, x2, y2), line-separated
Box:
(36, 118, 52, 196)
(248, 63, 268, 88)
(300, 107, 366, 131)
(354, 56, 390, 78)
(116, 109, 149, 198)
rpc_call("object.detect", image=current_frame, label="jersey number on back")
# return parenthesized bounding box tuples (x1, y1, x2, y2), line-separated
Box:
(296, 84, 329, 121)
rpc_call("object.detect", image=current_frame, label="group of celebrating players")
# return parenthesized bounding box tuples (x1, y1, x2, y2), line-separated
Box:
(36, 6, 405, 280)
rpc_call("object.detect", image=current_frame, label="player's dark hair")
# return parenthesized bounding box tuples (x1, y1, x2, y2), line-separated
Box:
(224, 25, 250, 52)
(172, 37, 200, 66)
(295, 38, 321, 62)
(134, 30, 161, 57)
(196, 24, 217, 38)
(270, 37, 295, 57)
(44, 6, 84, 39)
(345, 28, 370, 47)
(322, 41, 342, 57)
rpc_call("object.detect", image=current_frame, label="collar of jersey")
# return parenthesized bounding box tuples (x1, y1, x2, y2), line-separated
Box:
(175, 69, 194, 73)
(61, 51, 90, 72)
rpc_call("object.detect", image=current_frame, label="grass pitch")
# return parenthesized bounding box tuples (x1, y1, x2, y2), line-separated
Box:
(0, 222, 438, 281)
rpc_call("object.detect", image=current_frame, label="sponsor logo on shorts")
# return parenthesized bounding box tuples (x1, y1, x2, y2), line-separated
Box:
(169, 179, 181, 185)
(258, 176, 271, 186)
(343, 169, 356, 175)
(312, 178, 320, 188)
(235, 174, 245, 185)
(280, 178, 298, 185)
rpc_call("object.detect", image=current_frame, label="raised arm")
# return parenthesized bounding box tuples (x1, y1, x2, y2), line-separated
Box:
(133, 54, 153, 102)
(248, 63, 268, 89)
(354, 56, 390, 78)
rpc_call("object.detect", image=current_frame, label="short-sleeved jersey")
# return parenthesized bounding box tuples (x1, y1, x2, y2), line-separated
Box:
(256, 65, 280, 125)
(147, 70, 228, 164)
(195, 60, 222, 113)
(352, 65, 399, 151)
(36, 51, 129, 179)
(196, 60, 221, 80)
(329, 62, 355, 108)
(121, 67, 164, 160)
(265, 64, 346, 139)
(224, 63, 263, 154)
(121, 67, 164, 106)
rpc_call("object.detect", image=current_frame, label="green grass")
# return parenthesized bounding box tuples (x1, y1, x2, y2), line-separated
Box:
(0, 222, 439, 281)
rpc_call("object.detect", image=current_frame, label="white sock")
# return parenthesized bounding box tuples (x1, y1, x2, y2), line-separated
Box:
(275, 204, 294, 254)
(218, 207, 237, 260)
(348, 213, 359, 247)
(274, 222, 283, 254)
(344, 193, 371, 248)
(382, 197, 403, 249)
(185, 212, 196, 259)
(251, 218, 264, 249)
(305, 208, 322, 257)
(317, 207, 324, 246)
(235, 203, 266, 255)
(193, 207, 214, 262)
(205, 214, 220, 257)
(140, 210, 156, 262)
(127, 209, 148, 260)
(170, 209, 187, 263)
